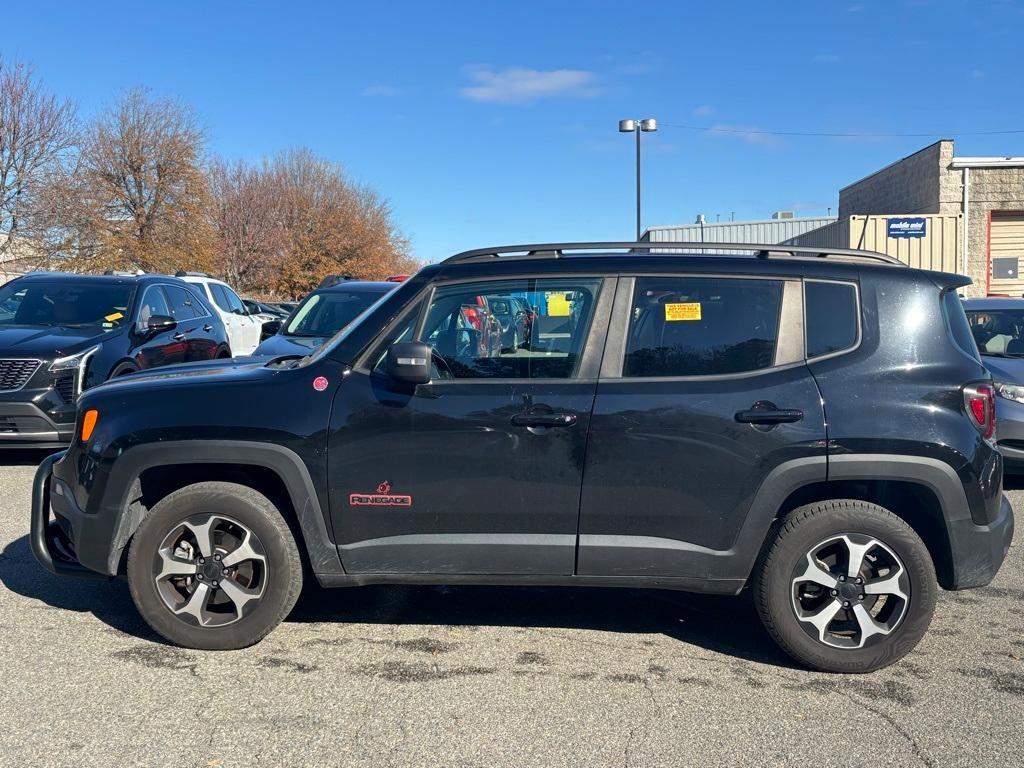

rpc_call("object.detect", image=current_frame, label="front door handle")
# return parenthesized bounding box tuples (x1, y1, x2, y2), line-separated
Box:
(172, 332, 186, 342)
(203, 324, 213, 332)
(511, 413, 578, 428)
(735, 401, 803, 425)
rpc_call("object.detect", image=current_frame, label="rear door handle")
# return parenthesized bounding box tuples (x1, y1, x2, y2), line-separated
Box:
(203, 324, 213, 332)
(735, 404, 803, 425)
(511, 413, 578, 428)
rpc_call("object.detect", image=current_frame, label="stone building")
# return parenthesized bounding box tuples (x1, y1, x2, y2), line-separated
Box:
(839, 140, 1024, 296)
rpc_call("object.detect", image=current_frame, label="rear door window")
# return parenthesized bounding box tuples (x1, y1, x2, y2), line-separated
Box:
(623, 276, 784, 377)
(164, 285, 204, 320)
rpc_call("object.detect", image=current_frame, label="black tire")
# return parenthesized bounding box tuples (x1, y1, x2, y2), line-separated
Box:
(127, 481, 302, 650)
(754, 499, 937, 673)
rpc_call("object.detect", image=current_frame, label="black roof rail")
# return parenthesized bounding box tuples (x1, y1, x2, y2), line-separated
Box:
(441, 241, 906, 267)
(174, 270, 214, 278)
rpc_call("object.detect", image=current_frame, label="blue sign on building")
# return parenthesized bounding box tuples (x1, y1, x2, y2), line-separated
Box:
(887, 217, 927, 238)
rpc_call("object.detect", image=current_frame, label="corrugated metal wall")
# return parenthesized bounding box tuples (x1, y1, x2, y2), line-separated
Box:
(644, 217, 838, 245)
(786, 214, 961, 273)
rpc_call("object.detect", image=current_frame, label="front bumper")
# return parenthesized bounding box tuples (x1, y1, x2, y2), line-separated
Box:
(0, 393, 75, 448)
(948, 493, 1015, 589)
(30, 452, 108, 579)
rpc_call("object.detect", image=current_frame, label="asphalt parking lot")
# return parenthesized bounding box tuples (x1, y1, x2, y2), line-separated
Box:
(0, 454, 1021, 768)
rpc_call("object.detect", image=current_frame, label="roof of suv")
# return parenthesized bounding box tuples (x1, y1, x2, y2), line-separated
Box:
(11, 271, 191, 287)
(962, 297, 1024, 309)
(317, 281, 397, 293)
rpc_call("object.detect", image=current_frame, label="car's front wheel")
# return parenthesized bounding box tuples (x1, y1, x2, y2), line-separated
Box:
(754, 499, 937, 673)
(127, 481, 302, 650)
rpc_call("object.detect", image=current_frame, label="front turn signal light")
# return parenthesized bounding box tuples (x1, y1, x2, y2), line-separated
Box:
(81, 409, 99, 442)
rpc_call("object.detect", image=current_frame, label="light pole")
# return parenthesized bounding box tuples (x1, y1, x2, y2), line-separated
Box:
(618, 118, 657, 240)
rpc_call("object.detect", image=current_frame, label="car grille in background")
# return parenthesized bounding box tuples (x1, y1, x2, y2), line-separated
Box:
(0, 359, 42, 391)
(55, 373, 76, 403)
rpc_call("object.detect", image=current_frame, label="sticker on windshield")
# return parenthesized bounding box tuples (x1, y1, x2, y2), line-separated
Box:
(105, 312, 124, 322)
(349, 480, 412, 507)
(665, 302, 701, 321)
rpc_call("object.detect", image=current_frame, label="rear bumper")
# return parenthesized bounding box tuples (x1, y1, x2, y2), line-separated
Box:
(30, 452, 108, 579)
(948, 493, 1014, 589)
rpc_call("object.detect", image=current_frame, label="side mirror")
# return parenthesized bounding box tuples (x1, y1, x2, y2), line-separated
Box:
(386, 341, 432, 385)
(261, 319, 282, 340)
(146, 314, 177, 335)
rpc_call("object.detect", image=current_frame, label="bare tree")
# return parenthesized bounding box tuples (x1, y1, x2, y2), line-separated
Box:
(67, 87, 214, 273)
(0, 59, 77, 272)
(207, 158, 285, 294)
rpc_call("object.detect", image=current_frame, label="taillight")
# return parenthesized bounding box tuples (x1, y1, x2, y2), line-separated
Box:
(964, 383, 996, 440)
(462, 306, 483, 331)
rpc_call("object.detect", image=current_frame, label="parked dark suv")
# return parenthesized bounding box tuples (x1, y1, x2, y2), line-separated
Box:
(31, 243, 1013, 672)
(0, 271, 230, 447)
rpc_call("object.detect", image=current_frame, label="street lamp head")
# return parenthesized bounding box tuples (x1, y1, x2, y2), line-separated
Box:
(640, 118, 658, 132)
(618, 119, 637, 132)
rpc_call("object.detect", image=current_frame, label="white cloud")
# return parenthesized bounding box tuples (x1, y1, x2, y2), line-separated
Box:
(362, 84, 404, 97)
(459, 67, 598, 103)
(693, 105, 714, 118)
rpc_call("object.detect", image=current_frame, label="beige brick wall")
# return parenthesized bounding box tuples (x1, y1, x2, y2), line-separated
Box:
(962, 166, 1024, 296)
(839, 141, 952, 218)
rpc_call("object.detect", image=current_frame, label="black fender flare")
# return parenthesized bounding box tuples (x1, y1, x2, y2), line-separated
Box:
(727, 453, 974, 584)
(97, 440, 341, 576)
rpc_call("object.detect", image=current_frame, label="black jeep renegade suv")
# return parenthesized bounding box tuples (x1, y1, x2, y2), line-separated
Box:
(31, 242, 1014, 672)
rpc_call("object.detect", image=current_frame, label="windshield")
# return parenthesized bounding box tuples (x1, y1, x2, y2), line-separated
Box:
(297, 288, 395, 367)
(0, 280, 135, 329)
(966, 309, 1024, 356)
(284, 288, 388, 337)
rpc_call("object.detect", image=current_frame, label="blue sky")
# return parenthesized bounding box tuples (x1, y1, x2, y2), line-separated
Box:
(6, 0, 1024, 262)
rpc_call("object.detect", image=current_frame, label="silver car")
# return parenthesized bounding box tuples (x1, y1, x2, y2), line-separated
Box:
(963, 297, 1024, 473)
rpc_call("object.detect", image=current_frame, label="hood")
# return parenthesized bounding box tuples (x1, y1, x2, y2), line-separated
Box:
(85, 356, 276, 398)
(981, 354, 1024, 384)
(253, 333, 326, 357)
(0, 324, 119, 359)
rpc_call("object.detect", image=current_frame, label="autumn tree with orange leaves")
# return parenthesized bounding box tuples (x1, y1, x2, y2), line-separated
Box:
(209, 149, 417, 298)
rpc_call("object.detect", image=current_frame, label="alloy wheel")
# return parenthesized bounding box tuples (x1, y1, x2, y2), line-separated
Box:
(790, 533, 910, 649)
(152, 513, 268, 627)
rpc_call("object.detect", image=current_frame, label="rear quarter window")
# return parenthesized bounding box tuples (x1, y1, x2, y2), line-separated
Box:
(805, 281, 859, 359)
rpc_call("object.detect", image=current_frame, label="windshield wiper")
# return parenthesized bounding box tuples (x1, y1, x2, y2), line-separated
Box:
(282, 331, 324, 338)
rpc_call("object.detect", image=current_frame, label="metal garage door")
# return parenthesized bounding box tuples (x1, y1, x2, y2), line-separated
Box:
(990, 212, 1024, 295)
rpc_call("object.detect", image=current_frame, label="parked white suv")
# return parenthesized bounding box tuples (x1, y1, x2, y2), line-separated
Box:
(176, 272, 262, 356)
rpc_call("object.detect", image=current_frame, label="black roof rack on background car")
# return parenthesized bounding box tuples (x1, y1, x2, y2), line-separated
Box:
(174, 270, 214, 278)
(441, 241, 906, 267)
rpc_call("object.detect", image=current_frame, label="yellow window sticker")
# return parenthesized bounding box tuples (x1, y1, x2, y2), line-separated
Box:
(665, 302, 701, 321)
(105, 312, 124, 322)
(546, 293, 572, 317)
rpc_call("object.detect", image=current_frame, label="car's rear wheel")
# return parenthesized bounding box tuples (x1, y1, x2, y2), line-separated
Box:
(127, 482, 302, 650)
(754, 499, 937, 673)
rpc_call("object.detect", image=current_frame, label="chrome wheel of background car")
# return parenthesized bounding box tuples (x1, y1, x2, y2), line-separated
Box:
(790, 533, 910, 650)
(152, 513, 268, 627)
